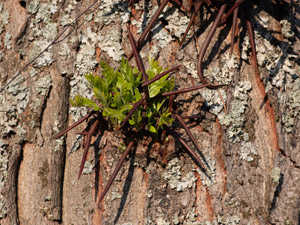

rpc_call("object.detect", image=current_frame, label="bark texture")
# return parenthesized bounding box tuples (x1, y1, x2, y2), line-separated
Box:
(0, 0, 299, 225)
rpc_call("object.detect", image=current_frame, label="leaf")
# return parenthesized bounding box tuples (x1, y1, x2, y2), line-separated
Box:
(70, 95, 100, 111)
(148, 80, 169, 98)
(93, 88, 108, 107)
(149, 125, 157, 133)
(85, 73, 104, 90)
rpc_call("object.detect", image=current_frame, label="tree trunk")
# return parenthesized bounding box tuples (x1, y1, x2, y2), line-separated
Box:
(0, 0, 299, 224)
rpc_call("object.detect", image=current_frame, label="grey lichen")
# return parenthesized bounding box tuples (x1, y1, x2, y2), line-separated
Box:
(94, 0, 130, 25)
(199, 221, 218, 225)
(184, 208, 200, 225)
(4, 33, 12, 50)
(156, 217, 170, 225)
(146, 190, 153, 198)
(195, 157, 216, 186)
(131, 2, 154, 34)
(36, 75, 52, 96)
(239, 142, 258, 162)
(41, 23, 58, 41)
(75, 32, 98, 74)
(205, 53, 239, 85)
(218, 81, 252, 143)
(279, 78, 300, 133)
(201, 88, 227, 115)
(280, 20, 295, 39)
(34, 2, 58, 24)
(164, 7, 190, 39)
(82, 161, 94, 175)
(58, 43, 71, 63)
(271, 167, 281, 183)
(30, 40, 53, 67)
(163, 158, 197, 192)
(1, 10, 9, 25)
(17, 125, 27, 141)
(28, 0, 40, 14)
(111, 191, 122, 201)
(0, 139, 8, 219)
(0, 77, 30, 137)
(98, 29, 124, 61)
(241, 35, 250, 61)
(54, 138, 64, 153)
(254, 17, 299, 133)
(217, 215, 240, 225)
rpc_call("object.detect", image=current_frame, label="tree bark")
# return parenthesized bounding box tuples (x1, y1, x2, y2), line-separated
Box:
(0, 0, 299, 224)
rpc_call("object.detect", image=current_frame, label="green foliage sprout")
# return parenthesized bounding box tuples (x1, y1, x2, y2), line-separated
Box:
(70, 57, 174, 134)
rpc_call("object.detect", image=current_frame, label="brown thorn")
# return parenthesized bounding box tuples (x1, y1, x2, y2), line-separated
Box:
(127, 26, 150, 99)
(97, 141, 135, 207)
(78, 119, 100, 180)
(230, 7, 239, 57)
(128, 0, 169, 60)
(75, 131, 88, 136)
(167, 127, 205, 169)
(180, 115, 202, 119)
(54, 111, 96, 139)
(180, 1, 203, 46)
(168, 95, 175, 113)
(245, 11, 258, 67)
(162, 83, 220, 96)
(120, 96, 146, 128)
(174, 114, 205, 168)
(142, 65, 182, 87)
(128, 0, 135, 6)
(197, 4, 226, 86)
(220, 0, 244, 24)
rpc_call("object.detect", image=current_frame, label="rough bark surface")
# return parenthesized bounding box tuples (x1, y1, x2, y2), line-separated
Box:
(0, 0, 299, 225)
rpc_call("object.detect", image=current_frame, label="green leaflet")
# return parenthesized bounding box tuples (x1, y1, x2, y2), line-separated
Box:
(70, 57, 175, 133)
